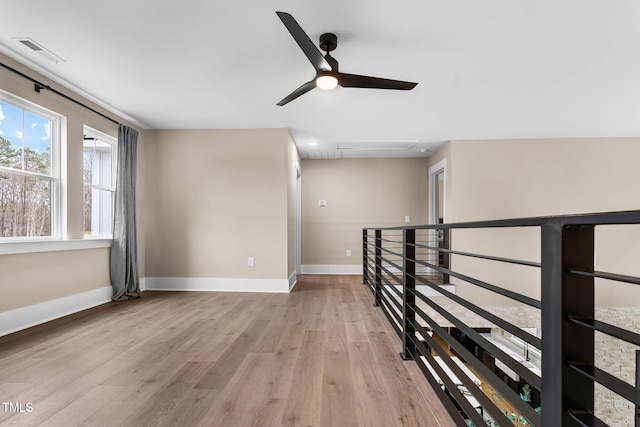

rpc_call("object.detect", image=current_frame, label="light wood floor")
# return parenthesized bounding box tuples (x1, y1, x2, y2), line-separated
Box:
(0, 275, 455, 427)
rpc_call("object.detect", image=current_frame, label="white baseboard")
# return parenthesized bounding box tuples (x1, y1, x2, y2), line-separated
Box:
(0, 286, 112, 337)
(144, 277, 291, 293)
(301, 264, 362, 275)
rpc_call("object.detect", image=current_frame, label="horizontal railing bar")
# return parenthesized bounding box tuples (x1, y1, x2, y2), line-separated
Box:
(412, 324, 513, 426)
(380, 260, 402, 283)
(569, 269, 640, 286)
(411, 274, 542, 349)
(363, 209, 640, 231)
(379, 298, 402, 338)
(568, 317, 640, 347)
(379, 266, 402, 286)
(380, 260, 404, 276)
(379, 246, 403, 258)
(378, 237, 403, 245)
(569, 363, 640, 406)
(412, 242, 541, 268)
(412, 304, 541, 426)
(414, 258, 542, 309)
(411, 334, 488, 427)
(379, 285, 402, 312)
(566, 411, 608, 427)
(408, 348, 470, 427)
(413, 290, 542, 390)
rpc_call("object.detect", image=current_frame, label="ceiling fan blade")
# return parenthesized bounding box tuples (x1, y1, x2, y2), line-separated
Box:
(338, 73, 418, 90)
(276, 12, 331, 72)
(277, 80, 316, 106)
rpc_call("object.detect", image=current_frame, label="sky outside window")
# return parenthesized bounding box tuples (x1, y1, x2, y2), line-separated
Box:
(0, 101, 52, 174)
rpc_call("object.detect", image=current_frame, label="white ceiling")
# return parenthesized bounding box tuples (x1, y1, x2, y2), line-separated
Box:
(2, 1, 640, 159)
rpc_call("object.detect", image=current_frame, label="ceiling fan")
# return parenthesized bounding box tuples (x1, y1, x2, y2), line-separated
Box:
(276, 11, 418, 106)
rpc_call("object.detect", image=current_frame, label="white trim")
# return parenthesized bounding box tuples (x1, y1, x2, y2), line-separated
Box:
(0, 88, 64, 240)
(295, 166, 302, 279)
(0, 286, 112, 337)
(0, 238, 111, 255)
(144, 277, 291, 293)
(301, 264, 363, 275)
(289, 272, 297, 291)
(428, 157, 447, 225)
(428, 158, 447, 275)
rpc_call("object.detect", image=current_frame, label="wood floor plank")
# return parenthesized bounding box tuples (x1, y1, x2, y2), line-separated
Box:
(0, 275, 455, 427)
(202, 352, 291, 427)
(194, 319, 270, 390)
(348, 340, 406, 427)
(280, 329, 326, 426)
(368, 330, 450, 426)
(320, 351, 358, 427)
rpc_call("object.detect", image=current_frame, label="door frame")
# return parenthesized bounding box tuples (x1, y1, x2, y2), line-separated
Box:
(428, 158, 447, 225)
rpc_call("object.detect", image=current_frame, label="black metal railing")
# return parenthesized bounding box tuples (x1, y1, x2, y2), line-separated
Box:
(363, 211, 640, 427)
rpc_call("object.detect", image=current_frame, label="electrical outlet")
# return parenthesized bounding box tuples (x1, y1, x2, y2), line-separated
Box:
(248, 257, 255, 267)
(405, 215, 411, 223)
(346, 250, 351, 257)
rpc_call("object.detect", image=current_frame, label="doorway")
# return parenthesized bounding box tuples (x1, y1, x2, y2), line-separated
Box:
(428, 159, 447, 270)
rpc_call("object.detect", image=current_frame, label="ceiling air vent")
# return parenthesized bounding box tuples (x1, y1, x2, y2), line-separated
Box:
(14, 37, 65, 63)
(335, 141, 415, 151)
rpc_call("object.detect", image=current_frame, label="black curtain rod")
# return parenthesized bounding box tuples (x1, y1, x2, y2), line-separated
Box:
(0, 61, 120, 126)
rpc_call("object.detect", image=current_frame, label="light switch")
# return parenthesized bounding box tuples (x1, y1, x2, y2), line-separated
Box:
(319, 200, 327, 207)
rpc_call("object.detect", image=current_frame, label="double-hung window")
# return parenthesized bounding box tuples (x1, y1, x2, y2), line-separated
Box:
(83, 126, 116, 236)
(0, 90, 61, 240)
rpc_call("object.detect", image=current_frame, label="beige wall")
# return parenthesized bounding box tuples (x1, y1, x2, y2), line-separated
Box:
(0, 249, 110, 311)
(0, 53, 143, 313)
(445, 138, 640, 306)
(301, 158, 429, 267)
(142, 128, 292, 281)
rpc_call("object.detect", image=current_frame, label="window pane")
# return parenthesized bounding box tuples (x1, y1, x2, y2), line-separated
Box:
(23, 111, 51, 174)
(0, 135, 20, 168)
(83, 128, 115, 237)
(0, 102, 52, 175)
(96, 141, 112, 187)
(0, 173, 51, 237)
(83, 146, 94, 185)
(84, 187, 112, 235)
(0, 101, 24, 161)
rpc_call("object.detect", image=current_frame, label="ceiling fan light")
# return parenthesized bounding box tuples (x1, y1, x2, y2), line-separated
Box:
(316, 74, 338, 91)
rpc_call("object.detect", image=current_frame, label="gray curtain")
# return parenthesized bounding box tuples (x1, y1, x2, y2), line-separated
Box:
(110, 124, 140, 301)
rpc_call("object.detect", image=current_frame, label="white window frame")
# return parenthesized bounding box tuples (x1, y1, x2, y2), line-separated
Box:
(83, 126, 117, 238)
(0, 89, 63, 242)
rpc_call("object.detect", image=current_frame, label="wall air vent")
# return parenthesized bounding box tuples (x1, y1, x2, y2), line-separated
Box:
(13, 37, 66, 64)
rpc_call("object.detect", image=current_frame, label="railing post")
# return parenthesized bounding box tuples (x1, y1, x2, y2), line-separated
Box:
(362, 229, 369, 286)
(374, 229, 382, 307)
(401, 228, 416, 360)
(636, 350, 640, 427)
(442, 227, 450, 284)
(541, 223, 595, 426)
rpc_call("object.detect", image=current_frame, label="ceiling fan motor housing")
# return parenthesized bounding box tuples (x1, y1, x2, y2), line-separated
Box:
(319, 33, 337, 52)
